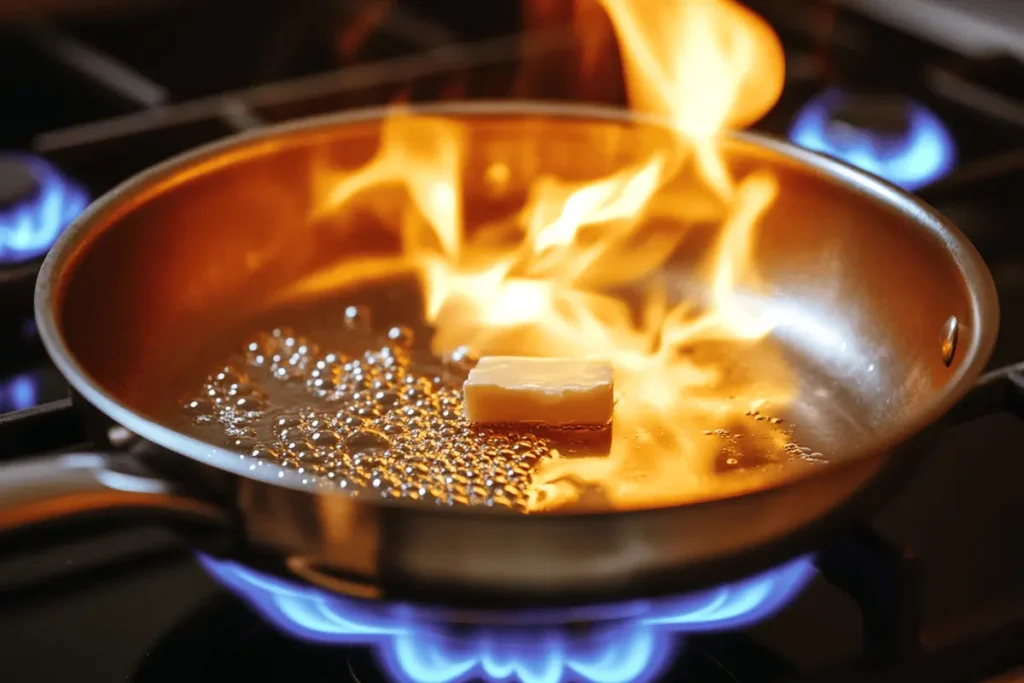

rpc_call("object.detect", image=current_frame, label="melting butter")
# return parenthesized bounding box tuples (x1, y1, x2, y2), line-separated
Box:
(463, 356, 614, 426)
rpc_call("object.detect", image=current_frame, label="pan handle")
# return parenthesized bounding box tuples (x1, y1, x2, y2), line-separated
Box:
(948, 361, 1024, 425)
(0, 451, 230, 553)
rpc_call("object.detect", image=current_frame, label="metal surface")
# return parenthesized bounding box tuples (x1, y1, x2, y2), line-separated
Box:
(839, 0, 1024, 61)
(941, 315, 959, 367)
(4, 102, 1008, 605)
(0, 452, 206, 528)
(0, 450, 229, 557)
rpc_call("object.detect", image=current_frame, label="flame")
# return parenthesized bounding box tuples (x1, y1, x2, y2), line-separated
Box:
(306, 0, 797, 510)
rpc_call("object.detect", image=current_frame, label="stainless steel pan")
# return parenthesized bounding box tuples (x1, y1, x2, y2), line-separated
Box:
(3, 101, 1023, 608)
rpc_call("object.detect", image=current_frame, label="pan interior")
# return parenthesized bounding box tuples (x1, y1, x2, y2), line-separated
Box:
(49, 106, 988, 511)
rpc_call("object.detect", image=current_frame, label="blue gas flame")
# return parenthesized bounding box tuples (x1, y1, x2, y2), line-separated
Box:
(0, 372, 40, 412)
(198, 553, 816, 683)
(788, 89, 956, 191)
(0, 154, 89, 265)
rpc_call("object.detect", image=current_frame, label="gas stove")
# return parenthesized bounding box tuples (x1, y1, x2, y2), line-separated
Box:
(0, 1, 1022, 682)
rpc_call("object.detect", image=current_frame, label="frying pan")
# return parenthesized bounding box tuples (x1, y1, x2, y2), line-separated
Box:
(3, 101, 1024, 609)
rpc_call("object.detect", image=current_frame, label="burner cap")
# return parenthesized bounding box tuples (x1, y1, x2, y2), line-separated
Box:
(0, 157, 41, 211)
(827, 94, 913, 141)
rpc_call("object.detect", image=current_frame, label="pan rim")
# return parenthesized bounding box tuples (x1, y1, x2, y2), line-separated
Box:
(34, 99, 1000, 519)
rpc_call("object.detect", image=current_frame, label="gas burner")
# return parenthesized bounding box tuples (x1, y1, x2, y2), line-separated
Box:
(0, 373, 40, 412)
(0, 366, 73, 414)
(787, 89, 957, 191)
(197, 554, 816, 683)
(343, 641, 747, 683)
(0, 154, 89, 266)
(134, 595, 765, 683)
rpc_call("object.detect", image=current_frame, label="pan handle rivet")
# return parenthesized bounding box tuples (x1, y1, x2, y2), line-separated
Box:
(107, 425, 137, 449)
(940, 315, 959, 367)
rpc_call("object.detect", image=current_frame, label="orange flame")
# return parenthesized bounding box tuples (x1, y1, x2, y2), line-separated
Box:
(302, 0, 795, 510)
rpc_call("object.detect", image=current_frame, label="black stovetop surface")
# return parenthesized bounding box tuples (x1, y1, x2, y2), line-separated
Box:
(0, 1, 1023, 682)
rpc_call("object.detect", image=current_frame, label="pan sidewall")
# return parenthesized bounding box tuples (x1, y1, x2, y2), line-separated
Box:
(37, 102, 994, 604)
(70, 384, 937, 607)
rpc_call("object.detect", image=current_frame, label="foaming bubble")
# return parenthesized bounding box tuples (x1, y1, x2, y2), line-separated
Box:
(245, 328, 319, 381)
(444, 344, 479, 376)
(386, 325, 414, 348)
(310, 429, 342, 449)
(183, 397, 215, 422)
(182, 312, 560, 510)
(345, 428, 392, 451)
(344, 305, 370, 330)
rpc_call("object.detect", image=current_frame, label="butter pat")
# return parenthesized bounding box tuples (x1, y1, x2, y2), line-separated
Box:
(463, 356, 614, 426)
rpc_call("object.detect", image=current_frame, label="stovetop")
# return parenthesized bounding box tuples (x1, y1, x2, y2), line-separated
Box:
(0, 1, 1023, 682)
